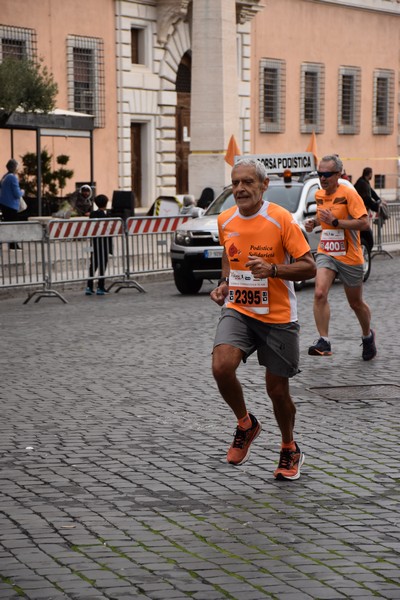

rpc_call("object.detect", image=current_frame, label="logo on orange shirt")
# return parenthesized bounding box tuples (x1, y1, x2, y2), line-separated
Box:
(228, 242, 241, 261)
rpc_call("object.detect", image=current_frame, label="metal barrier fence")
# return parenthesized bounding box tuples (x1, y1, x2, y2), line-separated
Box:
(107, 215, 190, 293)
(372, 202, 400, 246)
(125, 215, 189, 274)
(370, 201, 400, 261)
(0, 208, 398, 303)
(0, 215, 190, 303)
(47, 218, 126, 299)
(0, 221, 47, 293)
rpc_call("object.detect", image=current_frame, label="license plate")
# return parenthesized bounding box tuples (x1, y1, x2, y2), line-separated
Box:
(204, 248, 223, 258)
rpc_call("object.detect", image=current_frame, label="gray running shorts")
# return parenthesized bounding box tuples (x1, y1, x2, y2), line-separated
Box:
(316, 253, 364, 287)
(213, 307, 300, 378)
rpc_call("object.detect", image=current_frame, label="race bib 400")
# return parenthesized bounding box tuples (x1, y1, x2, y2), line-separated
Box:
(320, 229, 346, 256)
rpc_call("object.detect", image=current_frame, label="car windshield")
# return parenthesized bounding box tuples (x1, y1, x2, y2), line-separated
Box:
(206, 189, 236, 215)
(205, 182, 303, 216)
(266, 183, 303, 212)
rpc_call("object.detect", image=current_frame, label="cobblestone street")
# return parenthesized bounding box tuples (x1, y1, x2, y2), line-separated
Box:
(0, 253, 399, 600)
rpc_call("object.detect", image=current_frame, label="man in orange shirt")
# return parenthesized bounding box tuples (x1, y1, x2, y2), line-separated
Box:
(210, 158, 316, 480)
(305, 154, 376, 360)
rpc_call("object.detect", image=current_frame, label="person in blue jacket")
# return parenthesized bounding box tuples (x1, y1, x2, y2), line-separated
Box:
(0, 159, 25, 249)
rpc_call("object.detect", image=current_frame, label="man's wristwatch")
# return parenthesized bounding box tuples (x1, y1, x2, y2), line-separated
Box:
(218, 277, 229, 286)
(270, 264, 278, 278)
(332, 218, 339, 227)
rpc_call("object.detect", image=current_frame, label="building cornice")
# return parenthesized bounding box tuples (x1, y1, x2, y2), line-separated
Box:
(156, 0, 190, 43)
(304, 0, 400, 16)
(236, 0, 265, 23)
(155, 0, 265, 42)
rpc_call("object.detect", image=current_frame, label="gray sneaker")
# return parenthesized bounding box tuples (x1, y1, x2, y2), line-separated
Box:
(362, 330, 376, 361)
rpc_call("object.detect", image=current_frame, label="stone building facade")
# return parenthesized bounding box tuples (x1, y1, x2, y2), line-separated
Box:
(115, 0, 263, 205)
(0, 0, 119, 204)
(0, 0, 398, 209)
(115, 0, 399, 205)
(251, 0, 400, 198)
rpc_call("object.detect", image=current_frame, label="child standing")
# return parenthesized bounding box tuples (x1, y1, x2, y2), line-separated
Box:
(85, 194, 112, 296)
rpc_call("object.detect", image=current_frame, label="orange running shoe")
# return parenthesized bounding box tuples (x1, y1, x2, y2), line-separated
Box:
(274, 442, 304, 480)
(226, 413, 261, 465)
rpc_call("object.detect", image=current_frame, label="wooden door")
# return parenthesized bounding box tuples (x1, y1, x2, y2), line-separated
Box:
(176, 92, 190, 194)
(130, 123, 142, 206)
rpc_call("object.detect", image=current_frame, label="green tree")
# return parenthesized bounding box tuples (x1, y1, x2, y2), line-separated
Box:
(0, 57, 58, 121)
(19, 150, 74, 215)
(53, 154, 74, 199)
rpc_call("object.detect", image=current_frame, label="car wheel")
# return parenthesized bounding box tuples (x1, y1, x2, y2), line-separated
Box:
(361, 240, 371, 282)
(173, 267, 203, 294)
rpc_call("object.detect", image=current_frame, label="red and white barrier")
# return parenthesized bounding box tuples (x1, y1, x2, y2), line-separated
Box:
(48, 218, 124, 239)
(125, 216, 190, 236)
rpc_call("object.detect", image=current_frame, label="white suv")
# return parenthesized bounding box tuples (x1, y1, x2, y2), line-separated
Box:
(170, 158, 371, 294)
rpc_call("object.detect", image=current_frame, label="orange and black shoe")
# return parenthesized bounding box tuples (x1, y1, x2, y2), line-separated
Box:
(274, 442, 304, 481)
(226, 413, 262, 466)
(308, 337, 332, 356)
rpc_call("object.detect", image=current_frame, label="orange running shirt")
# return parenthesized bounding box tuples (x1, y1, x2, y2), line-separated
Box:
(218, 201, 310, 324)
(315, 184, 367, 265)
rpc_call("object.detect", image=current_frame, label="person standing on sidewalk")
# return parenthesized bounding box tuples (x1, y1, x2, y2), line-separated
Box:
(0, 159, 26, 249)
(305, 154, 376, 360)
(210, 158, 316, 480)
(85, 194, 112, 296)
(0, 158, 25, 220)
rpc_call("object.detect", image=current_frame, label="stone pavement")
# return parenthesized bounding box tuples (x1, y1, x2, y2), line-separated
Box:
(0, 253, 399, 600)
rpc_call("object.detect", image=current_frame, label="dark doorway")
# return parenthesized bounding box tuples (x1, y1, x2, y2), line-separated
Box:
(175, 52, 191, 194)
(131, 122, 142, 206)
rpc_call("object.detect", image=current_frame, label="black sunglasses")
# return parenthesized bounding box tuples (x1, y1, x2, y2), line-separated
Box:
(317, 171, 340, 178)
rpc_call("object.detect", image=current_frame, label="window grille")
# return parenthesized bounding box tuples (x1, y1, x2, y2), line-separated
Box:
(338, 66, 361, 134)
(0, 25, 37, 62)
(131, 28, 140, 64)
(372, 69, 394, 135)
(176, 57, 191, 93)
(67, 35, 105, 128)
(300, 63, 324, 134)
(259, 58, 286, 133)
(131, 28, 146, 65)
(375, 174, 385, 189)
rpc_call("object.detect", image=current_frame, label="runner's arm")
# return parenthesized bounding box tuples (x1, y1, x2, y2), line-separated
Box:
(319, 209, 369, 231)
(220, 249, 230, 281)
(246, 251, 316, 282)
(210, 249, 230, 305)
